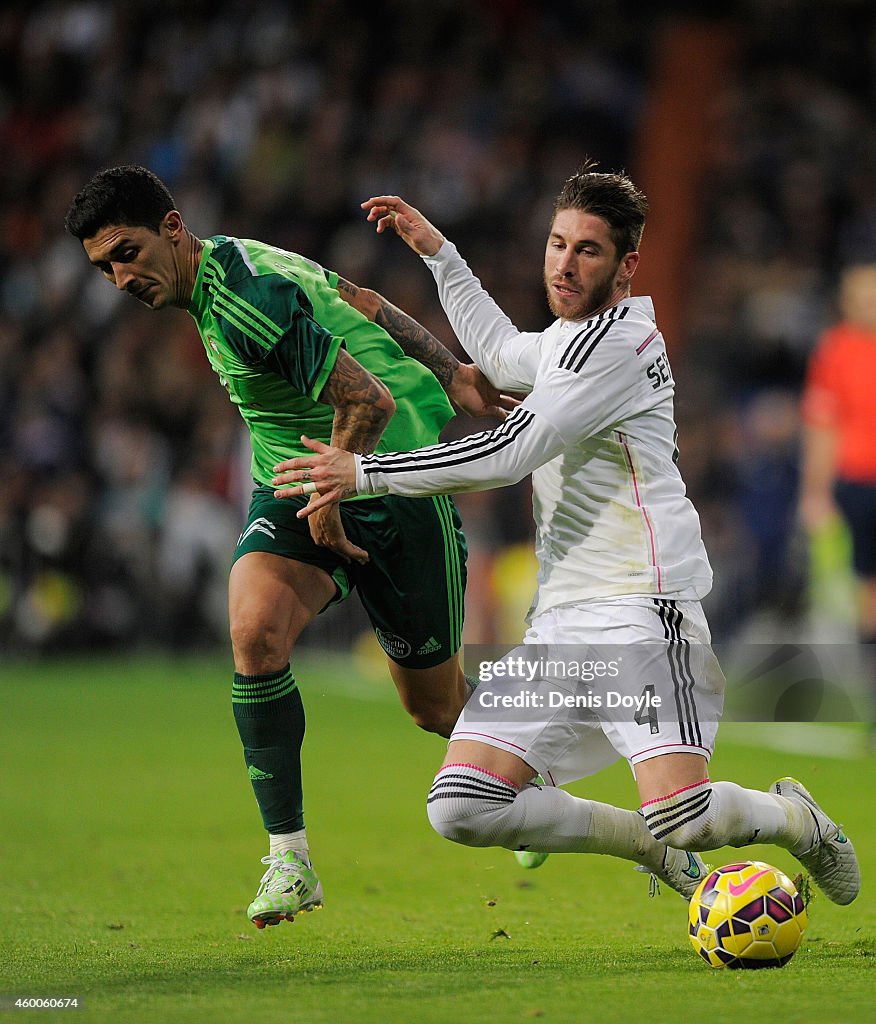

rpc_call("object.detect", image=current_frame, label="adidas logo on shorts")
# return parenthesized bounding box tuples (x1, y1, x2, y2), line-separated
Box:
(417, 636, 442, 656)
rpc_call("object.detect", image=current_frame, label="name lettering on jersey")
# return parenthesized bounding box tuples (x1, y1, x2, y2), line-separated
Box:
(646, 352, 673, 390)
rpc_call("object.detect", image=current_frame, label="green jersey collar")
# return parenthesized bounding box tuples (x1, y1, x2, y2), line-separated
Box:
(189, 236, 225, 317)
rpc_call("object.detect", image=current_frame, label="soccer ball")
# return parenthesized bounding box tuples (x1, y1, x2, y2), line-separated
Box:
(688, 861, 808, 969)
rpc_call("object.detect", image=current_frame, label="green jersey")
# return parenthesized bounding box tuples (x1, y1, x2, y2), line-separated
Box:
(188, 235, 454, 484)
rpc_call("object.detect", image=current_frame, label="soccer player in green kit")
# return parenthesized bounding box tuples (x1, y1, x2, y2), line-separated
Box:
(66, 165, 512, 928)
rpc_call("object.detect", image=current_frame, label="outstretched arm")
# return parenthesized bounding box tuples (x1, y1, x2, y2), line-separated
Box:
(276, 336, 645, 514)
(361, 195, 538, 392)
(271, 404, 566, 515)
(336, 275, 517, 420)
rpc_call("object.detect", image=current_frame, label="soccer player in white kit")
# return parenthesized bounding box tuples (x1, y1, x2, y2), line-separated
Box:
(273, 163, 860, 906)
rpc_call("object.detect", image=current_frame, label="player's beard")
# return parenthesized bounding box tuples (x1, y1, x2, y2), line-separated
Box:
(544, 262, 619, 322)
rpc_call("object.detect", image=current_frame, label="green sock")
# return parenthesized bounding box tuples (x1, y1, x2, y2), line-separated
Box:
(232, 665, 305, 833)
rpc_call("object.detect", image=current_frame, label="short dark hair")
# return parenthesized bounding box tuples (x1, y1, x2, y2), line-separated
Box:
(553, 158, 648, 257)
(65, 165, 176, 240)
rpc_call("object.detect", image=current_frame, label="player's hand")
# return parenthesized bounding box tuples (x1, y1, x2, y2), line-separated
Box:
(361, 196, 445, 257)
(306, 501, 369, 564)
(449, 363, 520, 420)
(272, 436, 359, 518)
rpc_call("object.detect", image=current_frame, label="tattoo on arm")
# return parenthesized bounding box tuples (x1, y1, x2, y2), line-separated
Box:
(374, 298, 459, 389)
(320, 348, 394, 454)
(336, 275, 459, 391)
(336, 276, 379, 319)
(336, 277, 458, 389)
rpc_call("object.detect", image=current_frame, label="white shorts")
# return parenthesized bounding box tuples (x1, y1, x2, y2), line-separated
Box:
(455, 598, 725, 785)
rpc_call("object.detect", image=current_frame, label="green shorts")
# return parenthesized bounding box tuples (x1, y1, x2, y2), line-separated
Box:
(234, 486, 467, 668)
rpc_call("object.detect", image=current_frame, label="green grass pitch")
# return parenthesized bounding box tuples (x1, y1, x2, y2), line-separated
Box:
(1, 653, 873, 1024)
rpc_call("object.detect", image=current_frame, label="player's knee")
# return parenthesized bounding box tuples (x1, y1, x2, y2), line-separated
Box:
(230, 616, 288, 672)
(426, 766, 517, 847)
(391, 661, 468, 738)
(405, 703, 441, 733)
(402, 693, 465, 738)
(642, 781, 716, 851)
(427, 800, 493, 846)
(408, 706, 455, 738)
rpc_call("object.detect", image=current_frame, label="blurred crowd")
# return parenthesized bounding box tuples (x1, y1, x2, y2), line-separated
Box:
(0, 0, 874, 654)
(678, 0, 876, 641)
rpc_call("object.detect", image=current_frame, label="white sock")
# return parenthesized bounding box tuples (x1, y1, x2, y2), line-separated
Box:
(269, 828, 309, 859)
(516, 786, 673, 870)
(427, 764, 667, 869)
(642, 779, 811, 852)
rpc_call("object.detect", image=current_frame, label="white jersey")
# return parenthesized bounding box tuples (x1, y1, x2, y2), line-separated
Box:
(354, 239, 713, 621)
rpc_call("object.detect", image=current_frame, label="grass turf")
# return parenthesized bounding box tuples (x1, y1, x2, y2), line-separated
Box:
(1, 653, 873, 1024)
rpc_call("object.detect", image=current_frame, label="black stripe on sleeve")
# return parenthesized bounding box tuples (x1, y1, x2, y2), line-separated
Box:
(362, 407, 537, 476)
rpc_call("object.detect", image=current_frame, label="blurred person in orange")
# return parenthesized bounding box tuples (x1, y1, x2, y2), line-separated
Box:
(800, 263, 876, 742)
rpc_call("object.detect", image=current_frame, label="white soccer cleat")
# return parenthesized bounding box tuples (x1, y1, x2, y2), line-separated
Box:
(770, 777, 860, 905)
(637, 847, 708, 901)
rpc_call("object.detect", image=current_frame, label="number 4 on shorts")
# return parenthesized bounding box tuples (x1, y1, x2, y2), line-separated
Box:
(635, 684, 659, 734)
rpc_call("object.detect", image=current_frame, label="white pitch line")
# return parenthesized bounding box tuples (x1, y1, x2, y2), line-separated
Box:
(717, 722, 866, 760)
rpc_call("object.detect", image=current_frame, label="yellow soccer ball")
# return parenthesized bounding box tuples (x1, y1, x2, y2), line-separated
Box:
(688, 861, 808, 969)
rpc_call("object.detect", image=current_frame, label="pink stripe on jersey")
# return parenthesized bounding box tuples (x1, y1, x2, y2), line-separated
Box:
(441, 763, 519, 789)
(617, 431, 663, 590)
(636, 328, 660, 355)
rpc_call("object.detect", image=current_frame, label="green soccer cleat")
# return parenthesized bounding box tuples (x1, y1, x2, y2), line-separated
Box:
(637, 847, 708, 901)
(514, 775, 550, 870)
(514, 849, 550, 870)
(771, 777, 860, 905)
(247, 850, 324, 928)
